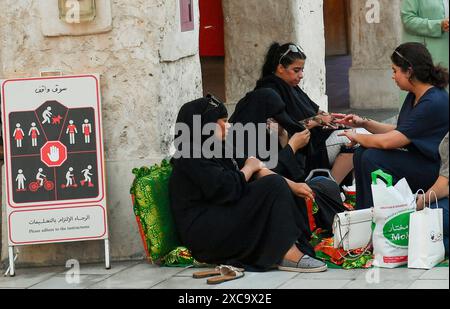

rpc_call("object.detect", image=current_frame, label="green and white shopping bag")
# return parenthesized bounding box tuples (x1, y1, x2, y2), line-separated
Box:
(371, 170, 416, 268)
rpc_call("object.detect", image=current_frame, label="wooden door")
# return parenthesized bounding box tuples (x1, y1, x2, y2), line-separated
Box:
(324, 0, 350, 56)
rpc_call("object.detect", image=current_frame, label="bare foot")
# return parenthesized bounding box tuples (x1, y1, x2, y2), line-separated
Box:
(283, 244, 304, 263)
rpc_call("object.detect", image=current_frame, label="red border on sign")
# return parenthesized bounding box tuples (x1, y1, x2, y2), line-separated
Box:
(2, 75, 106, 208)
(8, 205, 107, 245)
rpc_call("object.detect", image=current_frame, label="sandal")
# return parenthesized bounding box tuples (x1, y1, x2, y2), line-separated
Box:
(192, 265, 244, 279)
(206, 265, 245, 285)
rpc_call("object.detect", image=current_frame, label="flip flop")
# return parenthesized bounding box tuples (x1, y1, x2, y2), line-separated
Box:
(192, 265, 244, 279)
(206, 265, 245, 285)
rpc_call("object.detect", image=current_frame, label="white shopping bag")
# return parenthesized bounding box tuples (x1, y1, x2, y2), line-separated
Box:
(408, 191, 445, 269)
(371, 170, 416, 268)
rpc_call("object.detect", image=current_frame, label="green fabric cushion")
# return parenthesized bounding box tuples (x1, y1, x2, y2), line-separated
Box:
(130, 160, 180, 264)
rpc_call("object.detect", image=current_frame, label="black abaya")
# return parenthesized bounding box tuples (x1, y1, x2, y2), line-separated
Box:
(169, 96, 315, 271)
(256, 74, 333, 171)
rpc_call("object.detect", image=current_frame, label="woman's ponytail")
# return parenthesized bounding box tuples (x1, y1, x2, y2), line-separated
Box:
(430, 65, 449, 89)
(261, 42, 281, 78)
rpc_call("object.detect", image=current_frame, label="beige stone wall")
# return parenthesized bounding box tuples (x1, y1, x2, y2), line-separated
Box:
(0, 0, 202, 266)
(223, 0, 328, 111)
(349, 0, 402, 109)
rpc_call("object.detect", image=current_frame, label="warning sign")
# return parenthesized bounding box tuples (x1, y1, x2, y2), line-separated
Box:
(1, 75, 108, 246)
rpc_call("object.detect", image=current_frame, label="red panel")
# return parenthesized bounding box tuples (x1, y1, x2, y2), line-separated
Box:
(199, 0, 224, 56)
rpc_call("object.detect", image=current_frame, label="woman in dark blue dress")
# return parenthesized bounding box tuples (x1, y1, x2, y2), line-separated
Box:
(335, 43, 449, 209)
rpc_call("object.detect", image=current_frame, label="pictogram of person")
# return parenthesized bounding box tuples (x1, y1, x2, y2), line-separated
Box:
(81, 165, 94, 187)
(36, 168, 46, 186)
(15, 169, 26, 191)
(13, 123, 25, 148)
(42, 106, 53, 124)
(65, 167, 75, 187)
(82, 119, 92, 144)
(28, 122, 40, 147)
(66, 120, 78, 145)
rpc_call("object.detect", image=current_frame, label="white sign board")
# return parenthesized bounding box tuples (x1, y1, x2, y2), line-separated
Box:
(1, 74, 108, 247)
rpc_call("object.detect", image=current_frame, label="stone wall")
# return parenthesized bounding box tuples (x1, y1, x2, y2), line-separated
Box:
(349, 0, 402, 109)
(222, 0, 328, 111)
(0, 0, 202, 266)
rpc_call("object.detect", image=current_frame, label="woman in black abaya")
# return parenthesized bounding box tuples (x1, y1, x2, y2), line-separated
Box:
(256, 42, 355, 184)
(169, 95, 327, 272)
(230, 88, 347, 236)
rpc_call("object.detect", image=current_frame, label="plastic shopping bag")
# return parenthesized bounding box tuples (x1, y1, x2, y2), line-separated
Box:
(371, 170, 416, 268)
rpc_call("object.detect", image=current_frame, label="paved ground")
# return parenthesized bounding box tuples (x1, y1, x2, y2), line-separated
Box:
(0, 260, 447, 289)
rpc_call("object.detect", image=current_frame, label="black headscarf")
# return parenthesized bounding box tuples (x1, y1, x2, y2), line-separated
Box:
(229, 88, 309, 180)
(256, 74, 332, 170)
(255, 74, 318, 122)
(173, 94, 228, 159)
(229, 88, 305, 135)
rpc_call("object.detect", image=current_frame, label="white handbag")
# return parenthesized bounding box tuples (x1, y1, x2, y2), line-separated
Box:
(333, 208, 374, 252)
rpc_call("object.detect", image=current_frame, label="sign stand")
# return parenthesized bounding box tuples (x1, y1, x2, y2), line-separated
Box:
(2, 73, 110, 276)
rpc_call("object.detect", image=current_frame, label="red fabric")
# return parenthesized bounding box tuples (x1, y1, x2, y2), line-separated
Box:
(305, 199, 317, 232)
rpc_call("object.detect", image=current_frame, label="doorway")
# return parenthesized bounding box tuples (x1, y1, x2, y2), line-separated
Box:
(324, 0, 351, 111)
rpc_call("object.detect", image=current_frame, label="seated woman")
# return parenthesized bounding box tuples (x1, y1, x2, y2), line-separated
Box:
(255, 42, 355, 184)
(169, 96, 327, 273)
(335, 42, 449, 209)
(416, 132, 448, 256)
(229, 88, 347, 234)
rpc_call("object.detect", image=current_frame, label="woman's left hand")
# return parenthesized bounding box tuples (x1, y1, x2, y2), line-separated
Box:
(338, 130, 358, 146)
(291, 182, 315, 201)
(317, 112, 339, 129)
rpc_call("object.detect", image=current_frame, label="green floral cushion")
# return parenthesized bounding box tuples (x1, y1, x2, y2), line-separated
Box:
(130, 160, 180, 264)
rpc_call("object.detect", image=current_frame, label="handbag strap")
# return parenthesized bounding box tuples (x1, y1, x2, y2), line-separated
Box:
(335, 213, 374, 262)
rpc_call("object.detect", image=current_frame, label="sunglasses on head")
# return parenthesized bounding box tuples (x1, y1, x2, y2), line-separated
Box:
(279, 44, 305, 65)
(202, 94, 223, 115)
(394, 50, 413, 69)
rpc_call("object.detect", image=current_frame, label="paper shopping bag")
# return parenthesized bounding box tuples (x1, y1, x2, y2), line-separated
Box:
(408, 192, 445, 269)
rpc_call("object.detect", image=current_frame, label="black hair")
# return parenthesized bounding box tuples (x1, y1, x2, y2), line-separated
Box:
(391, 42, 449, 89)
(261, 42, 307, 78)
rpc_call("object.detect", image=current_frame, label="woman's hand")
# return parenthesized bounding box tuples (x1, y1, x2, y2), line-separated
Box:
(416, 194, 426, 211)
(267, 118, 289, 147)
(442, 19, 449, 32)
(290, 182, 315, 201)
(317, 112, 339, 129)
(338, 129, 358, 147)
(288, 129, 311, 152)
(332, 113, 368, 128)
(244, 156, 265, 174)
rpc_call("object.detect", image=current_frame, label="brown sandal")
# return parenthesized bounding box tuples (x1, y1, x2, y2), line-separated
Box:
(205, 265, 245, 285)
(192, 265, 244, 279)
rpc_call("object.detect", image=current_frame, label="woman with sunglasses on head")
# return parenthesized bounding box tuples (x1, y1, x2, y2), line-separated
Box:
(169, 95, 327, 273)
(334, 42, 449, 210)
(256, 42, 356, 185)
